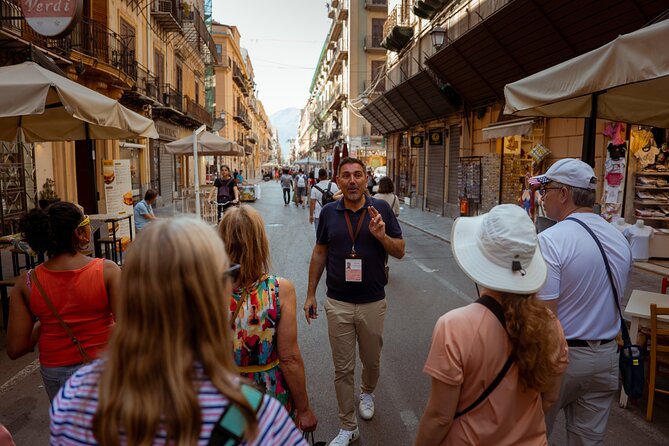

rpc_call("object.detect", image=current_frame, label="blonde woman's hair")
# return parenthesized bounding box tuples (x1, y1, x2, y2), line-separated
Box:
(219, 205, 270, 289)
(501, 294, 562, 392)
(92, 218, 258, 446)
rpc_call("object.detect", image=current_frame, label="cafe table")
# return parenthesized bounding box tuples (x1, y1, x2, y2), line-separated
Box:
(619, 289, 669, 408)
(89, 213, 133, 265)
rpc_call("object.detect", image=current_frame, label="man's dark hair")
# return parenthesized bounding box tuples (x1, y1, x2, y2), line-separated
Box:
(318, 168, 327, 179)
(299, 169, 304, 173)
(377, 176, 394, 194)
(144, 189, 158, 201)
(338, 157, 365, 175)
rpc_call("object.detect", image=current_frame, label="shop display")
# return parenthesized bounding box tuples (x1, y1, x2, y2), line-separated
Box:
(600, 122, 628, 222)
(458, 157, 482, 215)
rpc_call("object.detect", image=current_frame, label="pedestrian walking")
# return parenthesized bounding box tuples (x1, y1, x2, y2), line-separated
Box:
(303, 157, 405, 446)
(295, 169, 308, 208)
(49, 218, 306, 446)
(219, 205, 318, 433)
(310, 168, 340, 234)
(6, 202, 121, 401)
(366, 167, 376, 195)
(280, 168, 294, 206)
(414, 204, 568, 446)
(208, 165, 239, 222)
(374, 176, 399, 217)
(133, 188, 157, 233)
(531, 158, 633, 445)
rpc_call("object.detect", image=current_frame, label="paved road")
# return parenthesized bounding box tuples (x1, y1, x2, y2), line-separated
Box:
(1, 180, 668, 444)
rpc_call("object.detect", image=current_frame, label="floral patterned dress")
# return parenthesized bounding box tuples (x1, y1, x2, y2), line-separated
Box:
(230, 275, 295, 418)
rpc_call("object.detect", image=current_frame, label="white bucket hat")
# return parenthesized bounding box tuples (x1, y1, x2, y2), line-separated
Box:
(451, 204, 547, 294)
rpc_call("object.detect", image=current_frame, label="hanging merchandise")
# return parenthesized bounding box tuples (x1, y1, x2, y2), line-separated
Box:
(603, 122, 626, 145)
(601, 139, 627, 222)
(528, 143, 550, 168)
(629, 128, 654, 155)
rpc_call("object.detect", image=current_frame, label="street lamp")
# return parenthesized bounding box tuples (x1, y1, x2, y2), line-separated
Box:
(430, 26, 447, 50)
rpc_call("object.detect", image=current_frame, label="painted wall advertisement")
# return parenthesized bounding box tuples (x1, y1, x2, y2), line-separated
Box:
(102, 159, 133, 241)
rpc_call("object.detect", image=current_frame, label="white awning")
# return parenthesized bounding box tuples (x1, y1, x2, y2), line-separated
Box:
(482, 119, 534, 140)
(120, 142, 146, 149)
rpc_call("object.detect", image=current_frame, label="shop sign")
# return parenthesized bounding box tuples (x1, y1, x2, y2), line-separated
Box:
(428, 130, 443, 146)
(20, 0, 83, 38)
(410, 134, 424, 148)
(155, 120, 179, 141)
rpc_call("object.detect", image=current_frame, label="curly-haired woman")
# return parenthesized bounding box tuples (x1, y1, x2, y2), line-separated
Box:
(414, 204, 568, 445)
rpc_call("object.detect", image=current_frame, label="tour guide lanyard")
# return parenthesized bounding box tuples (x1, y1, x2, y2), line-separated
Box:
(344, 208, 367, 255)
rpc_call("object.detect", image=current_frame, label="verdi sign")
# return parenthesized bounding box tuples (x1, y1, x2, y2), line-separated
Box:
(20, 0, 83, 37)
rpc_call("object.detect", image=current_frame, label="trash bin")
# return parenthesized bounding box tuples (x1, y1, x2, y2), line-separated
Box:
(459, 197, 469, 216)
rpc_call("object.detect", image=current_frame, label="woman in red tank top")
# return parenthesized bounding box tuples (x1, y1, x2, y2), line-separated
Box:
(6, 202, 121, 401)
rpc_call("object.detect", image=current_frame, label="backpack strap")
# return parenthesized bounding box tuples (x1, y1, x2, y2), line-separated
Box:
(207, 384, 264, 446)
(454, 296, 514, 419)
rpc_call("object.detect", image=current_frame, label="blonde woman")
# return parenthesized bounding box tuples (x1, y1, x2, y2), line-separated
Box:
(50, 219, 305, 446)
(219, 206, 318, 433)
(415, 205, 568, 445)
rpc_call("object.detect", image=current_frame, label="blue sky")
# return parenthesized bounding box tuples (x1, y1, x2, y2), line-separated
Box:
(212, 1, 331, 116)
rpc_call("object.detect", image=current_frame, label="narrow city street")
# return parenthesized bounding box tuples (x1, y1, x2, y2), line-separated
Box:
(1, 181, 669, 445)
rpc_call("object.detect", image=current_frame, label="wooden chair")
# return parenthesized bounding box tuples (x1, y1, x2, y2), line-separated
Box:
(646, 304, 669, 421)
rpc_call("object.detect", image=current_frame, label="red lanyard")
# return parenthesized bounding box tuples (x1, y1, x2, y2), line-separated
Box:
(344, 209, 367, 254)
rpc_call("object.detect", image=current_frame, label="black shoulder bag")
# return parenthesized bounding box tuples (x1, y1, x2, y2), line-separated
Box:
(454, 296, 515, 419)
(566, 217, 644, 399)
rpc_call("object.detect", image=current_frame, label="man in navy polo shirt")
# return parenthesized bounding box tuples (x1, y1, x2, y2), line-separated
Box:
(304, 157, 404, 446)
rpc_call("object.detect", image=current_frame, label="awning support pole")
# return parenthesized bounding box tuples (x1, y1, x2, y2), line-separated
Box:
(581, 93, 599, 167)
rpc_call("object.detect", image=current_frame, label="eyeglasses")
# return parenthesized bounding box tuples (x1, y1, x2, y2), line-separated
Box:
(77, 215, 90, 228)
(223, 263, 240, 282)
(539, 187, 563, 196)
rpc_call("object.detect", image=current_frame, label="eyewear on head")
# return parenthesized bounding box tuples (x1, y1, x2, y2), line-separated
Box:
(223, 263, 240, 282)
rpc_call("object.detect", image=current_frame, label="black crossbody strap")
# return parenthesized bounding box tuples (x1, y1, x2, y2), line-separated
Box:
(454, 296, 514, 419)
(565, 217, 631, 346)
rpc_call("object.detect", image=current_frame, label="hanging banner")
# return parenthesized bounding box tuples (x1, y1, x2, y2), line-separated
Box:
(428, 130, 443, 146)
(103, 159, 133, 240)
(411, 134, 424, 148)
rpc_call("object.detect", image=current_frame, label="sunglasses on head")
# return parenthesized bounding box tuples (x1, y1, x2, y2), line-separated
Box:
(224, 263, 240, 282)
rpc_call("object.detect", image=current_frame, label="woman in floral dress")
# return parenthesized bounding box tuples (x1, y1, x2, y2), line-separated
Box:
(219, 205, 318, 433)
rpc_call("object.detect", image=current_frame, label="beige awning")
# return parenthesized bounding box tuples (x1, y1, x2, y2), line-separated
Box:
(482, 119, 534, 140)
(165, 131, 243, 156)
(504, 20, 669, 127)
(0, 62, 158, 142)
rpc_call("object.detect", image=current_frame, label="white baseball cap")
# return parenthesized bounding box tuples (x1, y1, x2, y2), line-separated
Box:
(530, 158, 597, 190)
(451, 204, 547, 294)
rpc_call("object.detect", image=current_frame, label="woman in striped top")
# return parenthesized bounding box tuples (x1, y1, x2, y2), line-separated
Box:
(50, 219, 305, 446)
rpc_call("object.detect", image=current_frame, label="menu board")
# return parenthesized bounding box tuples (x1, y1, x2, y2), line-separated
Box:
(103, 160, 133, 238)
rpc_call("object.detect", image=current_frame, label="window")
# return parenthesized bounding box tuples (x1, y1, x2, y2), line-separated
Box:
(216, 44, 223, 61)
(176, 65, 183, 95)
(154, 49, 164, 84)
(371, 60, 385, 92)
(371, 18, 384, 46)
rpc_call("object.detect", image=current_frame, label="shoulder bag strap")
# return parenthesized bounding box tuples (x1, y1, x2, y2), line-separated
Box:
(32, 271, 92, 363)
(207, 383, 264, 446)
(391, 195, 397, 209)
(565, 217, 631, 345)
(454, 296, 514, 419)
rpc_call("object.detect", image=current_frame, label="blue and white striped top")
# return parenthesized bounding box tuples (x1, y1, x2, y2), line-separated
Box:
(50, 360, 307, 446)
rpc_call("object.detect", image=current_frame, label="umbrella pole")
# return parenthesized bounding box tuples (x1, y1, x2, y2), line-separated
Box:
(193, 125, 206, 217)
(581, 93, 599, 168)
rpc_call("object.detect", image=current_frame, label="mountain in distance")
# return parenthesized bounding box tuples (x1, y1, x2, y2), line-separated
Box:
(270, 107, 300, 160)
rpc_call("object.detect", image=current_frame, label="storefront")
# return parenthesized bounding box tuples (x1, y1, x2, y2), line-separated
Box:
(153, 119, 181, 206)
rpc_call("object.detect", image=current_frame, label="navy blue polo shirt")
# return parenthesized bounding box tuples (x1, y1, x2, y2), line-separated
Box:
(316, 195, 402, 303)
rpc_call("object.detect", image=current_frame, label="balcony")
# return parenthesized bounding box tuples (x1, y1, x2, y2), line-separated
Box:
(337, 0, 349, 21)
(365, 0, 387, 11)
(234, 106, 251, 130)
(381, 4, 413, 52)
(185, 97, 212, 126)
(327, 40, 348, 81)
(151, 0, 183, 33)
(161, 84, 184, 112)
(364, 35, 385, 52)
(232, 63, 249, 95)
(133, 62, 161, 102)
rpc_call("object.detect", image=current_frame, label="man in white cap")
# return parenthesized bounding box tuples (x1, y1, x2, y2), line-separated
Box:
(531, 158, 632, 445)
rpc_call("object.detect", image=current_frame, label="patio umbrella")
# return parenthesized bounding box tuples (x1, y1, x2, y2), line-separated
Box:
(342, 142, 349, 158)
(164, 131, 243, 156)
(504, 19, 669, 128)
(0, 61, 158, 142)
(332, 143, 341, 181)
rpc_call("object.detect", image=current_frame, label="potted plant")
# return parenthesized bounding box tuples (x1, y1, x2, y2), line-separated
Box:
(38, 178, 60, 209)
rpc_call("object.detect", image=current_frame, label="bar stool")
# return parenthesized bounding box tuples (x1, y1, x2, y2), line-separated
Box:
(94, 237, 124, 264)
(10, 248, 37, 277)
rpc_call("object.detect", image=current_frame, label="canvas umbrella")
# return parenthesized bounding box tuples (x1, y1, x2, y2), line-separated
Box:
(166, 130, 243, 216)
(341, 142, 349, 158)
(0, 61, 158, 142)
(504, 20, 669, 138)
(332, 142, 341, 181)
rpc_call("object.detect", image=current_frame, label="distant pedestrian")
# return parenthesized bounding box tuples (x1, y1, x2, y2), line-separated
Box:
(294, 169, 308, 208)
(310, 168, 339, 234)
(7, 202, 120, 401)
(366, 167, 376, 195)
(304, 157, 404, 446)
(374, 176, 399, 217)
(219, 206, 318, 433)
(280, 168, 293, 206)
(49, 219, 305, 446)
(133, 188, 158, 233)
(208, 165, 239, 221)
(414, 204, 568, 445)
(531, 158, 633, 445)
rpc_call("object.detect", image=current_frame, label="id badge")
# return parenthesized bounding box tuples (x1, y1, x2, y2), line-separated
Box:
(345, 256, 363, 282)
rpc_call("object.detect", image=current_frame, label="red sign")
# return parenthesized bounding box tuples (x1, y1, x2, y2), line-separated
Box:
(20, 0, 83, 38)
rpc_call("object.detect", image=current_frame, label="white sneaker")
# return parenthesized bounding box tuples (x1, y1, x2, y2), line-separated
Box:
(328, 428, 360, 446)
(358, 393, 375, 420)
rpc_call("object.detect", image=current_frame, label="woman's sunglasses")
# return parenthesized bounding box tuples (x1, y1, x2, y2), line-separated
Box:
(223, 263, 240, 282)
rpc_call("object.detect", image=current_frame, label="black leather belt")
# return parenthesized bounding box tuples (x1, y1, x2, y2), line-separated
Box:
(567, 339, 615, 347)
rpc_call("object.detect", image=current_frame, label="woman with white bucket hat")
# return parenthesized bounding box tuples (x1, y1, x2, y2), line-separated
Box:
(415, 204, 569, 445)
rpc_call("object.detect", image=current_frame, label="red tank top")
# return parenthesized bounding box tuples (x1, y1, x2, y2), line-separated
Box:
(30, 258, 114, 367)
